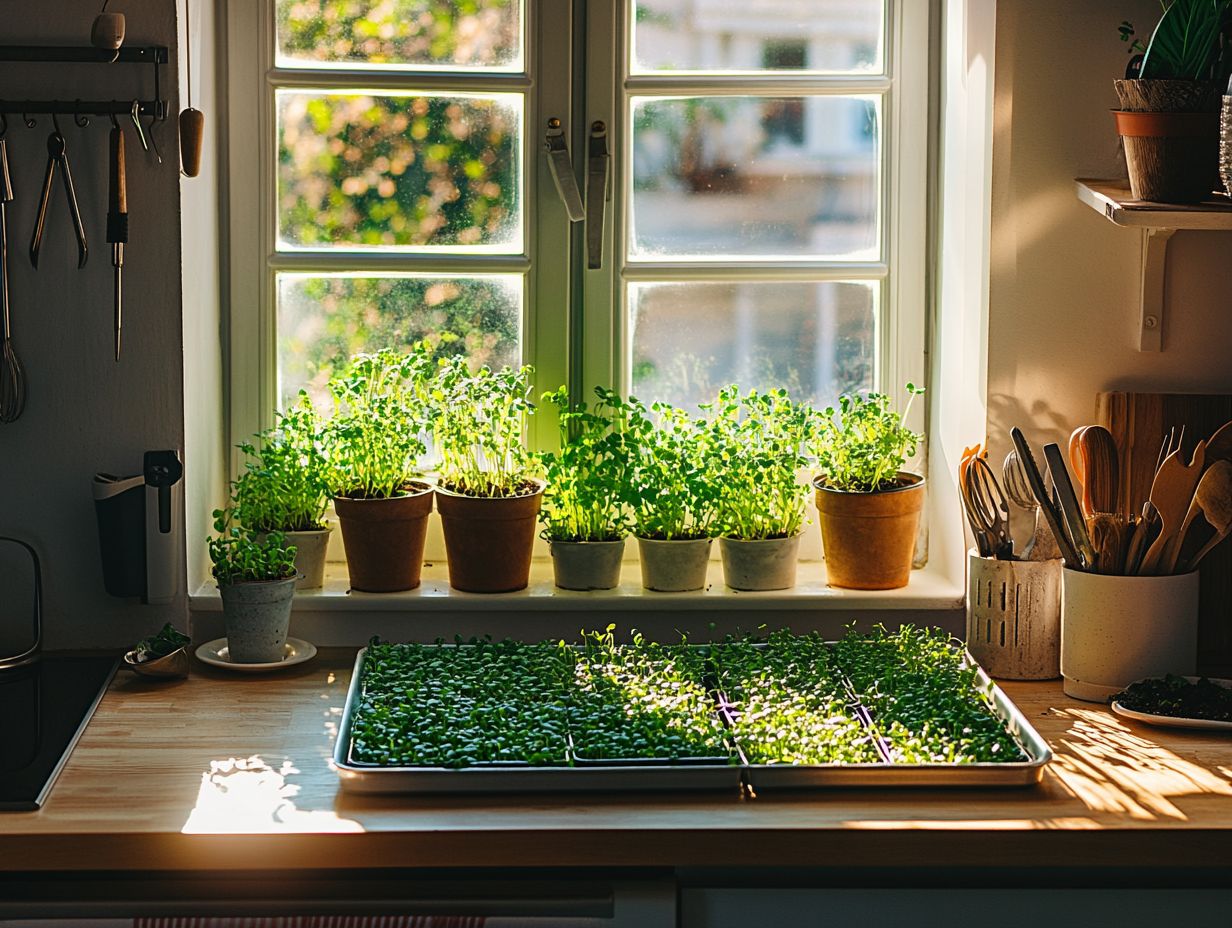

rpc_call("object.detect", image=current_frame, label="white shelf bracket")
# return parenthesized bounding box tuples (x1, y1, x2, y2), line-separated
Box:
(1138, 227, 1176, 352)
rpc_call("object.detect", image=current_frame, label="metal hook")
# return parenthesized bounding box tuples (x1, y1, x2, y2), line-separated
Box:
(130, 100, 149, 152)
(110, 112, 120, 130)
(74, 102, 89, 129)
(0, 113, 7, 137)
(51, 112, 62, 135)
(23, 113, 36, 129)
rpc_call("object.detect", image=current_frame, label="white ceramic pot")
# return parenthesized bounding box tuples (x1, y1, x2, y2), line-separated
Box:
(636, 537, 712, 592)
(218, 576, 296, 663)
(1061, 567, 1200, 702)
(283, 526, 332, 590)
(719, 534, 801, 591)
(966, 551, 1062, 680)
(550, 538, 625, 591)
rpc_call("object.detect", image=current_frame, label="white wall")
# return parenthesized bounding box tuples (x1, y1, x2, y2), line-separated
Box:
(0, 2, 188, 648)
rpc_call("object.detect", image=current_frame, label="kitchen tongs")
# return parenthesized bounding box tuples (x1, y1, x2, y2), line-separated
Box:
(1010, 428, 1083, 568)
(29, 117, 87, 269)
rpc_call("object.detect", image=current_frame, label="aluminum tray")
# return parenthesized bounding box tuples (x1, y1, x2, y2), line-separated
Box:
(332, 645, 1051, 795)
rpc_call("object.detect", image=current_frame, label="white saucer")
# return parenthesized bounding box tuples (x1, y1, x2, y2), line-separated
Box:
(1110, 676, 1232, 731)
(195, 637, 317, 673)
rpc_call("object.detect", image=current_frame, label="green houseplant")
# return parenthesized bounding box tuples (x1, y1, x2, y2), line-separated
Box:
(705, 386, 822, 591)
(433, 356, 542, 592)
(324, 346, 437, 593)
(539, 386, 635, 591)
(623, 398, 721, 592)
(1114, 1, 1232, 201)
(232, 393, 332, 589)
(208, 509, 299, 663)
(812, 385, 925, 590)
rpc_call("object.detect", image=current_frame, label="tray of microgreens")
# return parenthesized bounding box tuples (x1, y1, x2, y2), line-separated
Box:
(334, 626, 1050, 794)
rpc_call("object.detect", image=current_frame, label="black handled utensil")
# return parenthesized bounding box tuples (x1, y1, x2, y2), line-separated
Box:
(107, 124, 127, 361)
(1010, 428, 1082, 568)
(1044, 442, 1097, 570)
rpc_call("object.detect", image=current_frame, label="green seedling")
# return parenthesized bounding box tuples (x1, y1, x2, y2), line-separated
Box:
(813, 384, 924, 493)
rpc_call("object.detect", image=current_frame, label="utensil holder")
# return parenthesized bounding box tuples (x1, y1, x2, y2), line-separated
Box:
(966, 551, 1062, 680)
(1061, 568, 1199, 702)
(1221, 96, 1232, 198)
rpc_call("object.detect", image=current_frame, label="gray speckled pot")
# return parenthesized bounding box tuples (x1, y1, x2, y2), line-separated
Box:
(550, 538, 626, 590)
(719, 534, 802, 591)
(219, 576, 296, 663)
(636, 537, 712, 592)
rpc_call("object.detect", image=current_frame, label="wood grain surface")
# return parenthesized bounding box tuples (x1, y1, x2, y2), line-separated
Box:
(5, 649, 1232, 874)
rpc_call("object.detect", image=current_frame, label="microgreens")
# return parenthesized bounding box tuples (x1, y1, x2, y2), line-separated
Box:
(133, 623, 190, 662)
(232, 392, 331, 533)
(538, 386, 634, 542)
(208, 507, 298, 586)
(813, 384, 924, 493)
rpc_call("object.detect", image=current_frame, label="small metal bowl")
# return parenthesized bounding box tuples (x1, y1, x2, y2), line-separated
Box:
(123, 646, 189, 679)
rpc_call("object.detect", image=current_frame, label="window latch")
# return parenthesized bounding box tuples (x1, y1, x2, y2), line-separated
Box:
(586, 121, 610, 270)
(544, 118, 584, 223)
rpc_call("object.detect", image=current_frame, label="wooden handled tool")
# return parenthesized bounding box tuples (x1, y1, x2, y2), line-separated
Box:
(107, 126, 127, 362)
(179, 108, 204, 178)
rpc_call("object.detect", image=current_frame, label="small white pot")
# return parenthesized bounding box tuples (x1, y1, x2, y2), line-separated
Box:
(550, 538, 626, 591)
(719, 534, 801, 591)
(283, 526, 332, 590)
(636, 537, 712, 592)
(1061, 567, 1200, 702)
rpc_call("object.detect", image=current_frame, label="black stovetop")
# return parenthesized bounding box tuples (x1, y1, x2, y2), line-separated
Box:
(0, 655, 117, 811)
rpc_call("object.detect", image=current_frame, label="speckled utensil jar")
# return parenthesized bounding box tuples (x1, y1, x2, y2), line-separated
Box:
(1061, 568, 1199, 702)
(550, 538, 626, 591)
(219, 576, 296, 663)
(637, 537, 713, 592)
(966, 551, 1062, 680)
(719, 534, 802, 591)
(1220, 95, 1232, 198)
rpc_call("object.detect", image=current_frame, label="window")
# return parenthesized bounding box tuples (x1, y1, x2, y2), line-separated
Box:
(227, 0, 927, 455)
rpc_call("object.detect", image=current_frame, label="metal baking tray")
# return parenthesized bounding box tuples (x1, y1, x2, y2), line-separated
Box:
(333, 648, 742, 794)
(332, 645, 1051, 795)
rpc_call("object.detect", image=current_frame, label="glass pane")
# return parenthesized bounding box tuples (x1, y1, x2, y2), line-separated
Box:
(277, 91, 522, 251)
(629, 96, 879, 260)
(631, 0, 883, 74)
(629, 281, 876, 410)
(276, 0, 523, 71)
(277, 273, 522, 408)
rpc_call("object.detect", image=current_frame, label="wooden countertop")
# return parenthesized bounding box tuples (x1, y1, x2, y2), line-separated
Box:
(6, 649, 1232, 874)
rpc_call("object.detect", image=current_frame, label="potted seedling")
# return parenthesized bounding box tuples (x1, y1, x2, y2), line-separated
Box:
(1115, 2, 1232, 201)
(705, 386, 821, 591)
(538, 386, 634, 591)
(623, 399, 720, 592)
(324, 346, 437, 593)
(232, 393, 332, 589)
(434, 357, 542, 593)
(208, 509, 298, 663)
(812, 385, 925, 590)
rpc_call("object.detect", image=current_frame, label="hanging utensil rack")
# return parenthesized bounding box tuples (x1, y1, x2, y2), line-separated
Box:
(0, 45, 168, 121)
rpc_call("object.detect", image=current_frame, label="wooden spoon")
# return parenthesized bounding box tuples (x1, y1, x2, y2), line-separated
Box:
(1181, 460, 1232, 572)
(1068, 426, 1088, 512)
(1077, 425, 1119, 518)
(1139, 440, 1207, 575)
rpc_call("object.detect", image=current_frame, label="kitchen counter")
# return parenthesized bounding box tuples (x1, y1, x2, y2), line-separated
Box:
(5, 648, 1232, 882)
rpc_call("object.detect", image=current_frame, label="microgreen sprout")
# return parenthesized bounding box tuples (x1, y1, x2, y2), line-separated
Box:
(232, 392, 331, 532)
(208, 507, 298, 586)
(813, 384, 924, 493)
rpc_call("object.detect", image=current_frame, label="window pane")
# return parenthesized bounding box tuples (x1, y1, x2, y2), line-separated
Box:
(631, 0, 883, 74)
(277, 273, 522, 407)
(276, 0, 523, 71)
(629, 281, 876, 410)
(277, 91, 522, 251)
(629, 96, 879, 260)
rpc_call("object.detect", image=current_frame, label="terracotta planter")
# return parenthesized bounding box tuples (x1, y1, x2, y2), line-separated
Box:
(333, 484, 433, 593)
(636, 536, 712, 592)
(719, 534, 801, 591)
(436, 480, 544, 593)
(550, 538, 625, 591)
(218, 576, 296, 663)
(1113, 79, 1221, 203)
(813, 473, 924, 591)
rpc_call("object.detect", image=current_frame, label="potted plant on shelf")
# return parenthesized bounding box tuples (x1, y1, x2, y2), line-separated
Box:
(324, 346, 437, 593)
(433, 357, 542, 593)
(705, 386, 821, 591)
(812, 385, 925, 591)
(232, 393, 332, 590)
(623, 399, 720, 592)
(208, 509, 298, 663)
(1115, 1, 1231, 202)
(538, 386, 634, 591)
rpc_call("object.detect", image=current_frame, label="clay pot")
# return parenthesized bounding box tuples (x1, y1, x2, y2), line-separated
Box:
(218, 576, 296, 663)
(1113, 79, 1221, 203)
(719, 534, 802, 591)
(636, 536, 712, 592)
(436, 480, 545, 593)
(259, 525, 332, 590)
(813, 473, 925, 591)
(550, 538, 625, 591)
(333, 484, 433, 593)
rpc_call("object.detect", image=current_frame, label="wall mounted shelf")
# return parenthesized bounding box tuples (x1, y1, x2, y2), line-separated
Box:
(1075, 179, 1232, 352)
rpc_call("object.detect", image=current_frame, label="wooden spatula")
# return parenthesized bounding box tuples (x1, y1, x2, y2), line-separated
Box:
(1140, 440, 1207, 575)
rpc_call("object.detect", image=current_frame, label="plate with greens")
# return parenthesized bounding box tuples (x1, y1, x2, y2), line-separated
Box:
(1111, 676, 1232, 731)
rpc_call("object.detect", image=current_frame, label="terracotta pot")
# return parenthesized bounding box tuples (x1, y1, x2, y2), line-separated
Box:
(550, 538, 625, 591)
(719, 534, 801, 591)
(436, 480, 544, 593)
(636, 536, 712, 592)
(218, 575, 296, 663)
(333, 484, 433, 593)
(813, 473, 925, 591)
(1113, 110, 1220, 202)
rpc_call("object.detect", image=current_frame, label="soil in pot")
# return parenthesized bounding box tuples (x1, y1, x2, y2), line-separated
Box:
(636, 536, 712, 592)
(219, 575, 296, 663)
(719, 534, 801, 591)
(334, 483, 433, 593)
(814, 472, 924, 591)
(436, 480, 544, 593)
(550, 538, 626, 591)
